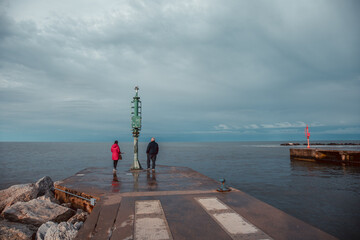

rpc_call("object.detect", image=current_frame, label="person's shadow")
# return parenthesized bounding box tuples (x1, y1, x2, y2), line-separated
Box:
(146, 171, 158, 191)
(111, 172, 120, 193)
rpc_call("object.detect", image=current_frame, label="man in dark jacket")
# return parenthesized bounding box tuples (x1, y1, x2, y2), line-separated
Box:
(146, 137, 159, 171)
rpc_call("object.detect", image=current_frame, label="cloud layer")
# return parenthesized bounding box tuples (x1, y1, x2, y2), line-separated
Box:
(1, 0, 359, 141)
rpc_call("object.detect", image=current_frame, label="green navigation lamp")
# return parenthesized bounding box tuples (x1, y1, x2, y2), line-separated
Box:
(131, 86, 142, 170)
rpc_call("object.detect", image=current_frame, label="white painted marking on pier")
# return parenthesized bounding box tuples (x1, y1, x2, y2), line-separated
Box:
(135, 218, 170, 240)
(195, 197, 273, 240)
(197, 197, 228, 211)
(134, 200, 173, 240)
(213, 212, 258, 234)
(136, 200, 162, 215)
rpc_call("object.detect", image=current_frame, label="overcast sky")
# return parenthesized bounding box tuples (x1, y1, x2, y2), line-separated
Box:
(0, 0, 359, 142)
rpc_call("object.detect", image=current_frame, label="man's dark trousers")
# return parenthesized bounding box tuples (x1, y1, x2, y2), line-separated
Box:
(147, 154, 157, 169)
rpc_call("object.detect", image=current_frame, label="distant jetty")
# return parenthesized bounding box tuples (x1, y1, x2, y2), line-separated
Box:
(290, 148, 360, 165)
(281, 142, 360, 146)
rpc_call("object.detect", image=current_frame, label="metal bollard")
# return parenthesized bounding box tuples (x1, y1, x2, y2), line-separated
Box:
(217, 178, 231, 192)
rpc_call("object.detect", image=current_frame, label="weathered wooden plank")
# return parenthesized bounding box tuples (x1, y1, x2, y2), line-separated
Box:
(110, 197, 136, 240)
(74, 200, 103, 240)
(91, 195, 122, 240)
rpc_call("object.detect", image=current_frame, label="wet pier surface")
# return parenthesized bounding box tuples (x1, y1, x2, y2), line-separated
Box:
(55, 165, 337, 240)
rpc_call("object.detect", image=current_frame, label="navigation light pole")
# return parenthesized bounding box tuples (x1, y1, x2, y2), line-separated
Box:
(131, 86, 142, 170)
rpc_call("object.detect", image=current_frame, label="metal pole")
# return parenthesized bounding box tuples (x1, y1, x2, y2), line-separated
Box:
(307, 138, 310, 149)
(132, 136, 141, 169)
(131, 86, 142, 170)
(306, 125, 310, 149)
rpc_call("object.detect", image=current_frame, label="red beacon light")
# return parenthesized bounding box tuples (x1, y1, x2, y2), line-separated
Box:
(305, 125, 310, 148)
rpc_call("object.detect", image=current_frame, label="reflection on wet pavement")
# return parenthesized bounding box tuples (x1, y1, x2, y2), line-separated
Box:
(111, 172, 120, 193)
(147, 171, 158, 191)
(58, 165, 220, 196)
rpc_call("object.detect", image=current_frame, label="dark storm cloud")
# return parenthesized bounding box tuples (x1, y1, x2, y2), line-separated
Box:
(1, 0, 359, 141)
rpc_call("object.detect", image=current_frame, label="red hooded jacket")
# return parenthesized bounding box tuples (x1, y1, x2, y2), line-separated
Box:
(111, 144, 120, 160)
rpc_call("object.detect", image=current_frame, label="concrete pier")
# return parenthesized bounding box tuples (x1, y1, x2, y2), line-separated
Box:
(290, 148, 360, 165)
(55, 165, 337, 240)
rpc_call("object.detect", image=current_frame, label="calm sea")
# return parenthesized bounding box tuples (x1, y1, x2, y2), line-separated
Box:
(1, 141, 359, 239)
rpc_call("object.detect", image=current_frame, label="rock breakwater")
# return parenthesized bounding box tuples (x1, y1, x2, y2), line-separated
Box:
(281, 142, 360, 146)
(0, 176, 88, 240)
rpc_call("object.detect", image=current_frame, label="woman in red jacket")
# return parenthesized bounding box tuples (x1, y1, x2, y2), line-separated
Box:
(111, 140, 122, 172)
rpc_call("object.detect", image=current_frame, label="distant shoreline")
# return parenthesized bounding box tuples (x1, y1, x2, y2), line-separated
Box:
(281, 142, 360, 146)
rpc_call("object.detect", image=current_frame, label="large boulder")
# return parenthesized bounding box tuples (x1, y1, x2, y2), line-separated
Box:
(36, 221, 57, 240)
(35, 176, 54, 197)
(0, 176, 55, 214)
(0, 184, 38, 213)
(0, 218, 36, 240)
(37, 191, 60, 205)
(44, 222, 78, 240)
(2, 199, 75, 227)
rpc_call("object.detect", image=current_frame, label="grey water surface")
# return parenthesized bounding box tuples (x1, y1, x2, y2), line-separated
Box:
(1, 141, 359, 239)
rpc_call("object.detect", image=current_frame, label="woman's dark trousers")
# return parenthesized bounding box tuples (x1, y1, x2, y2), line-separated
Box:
(113, 160, 118, 169)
